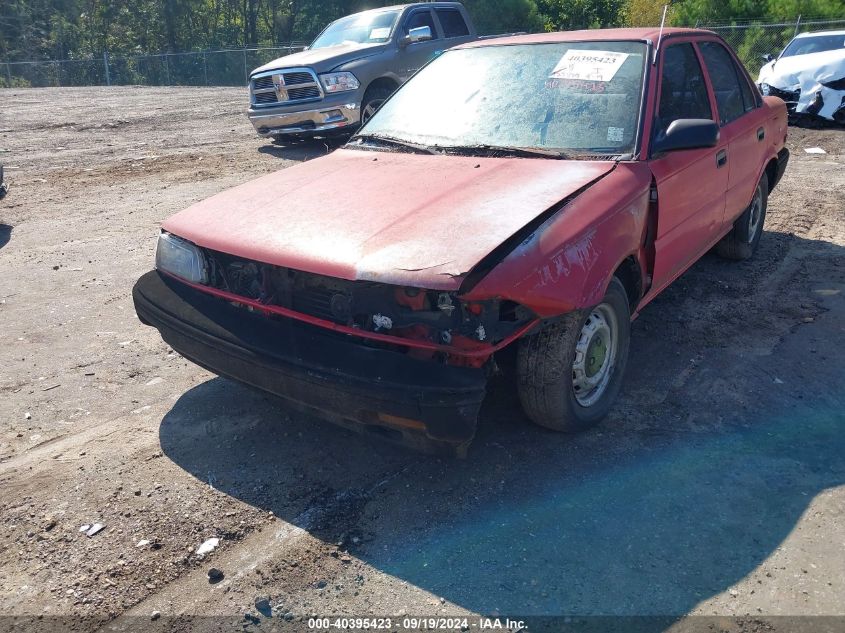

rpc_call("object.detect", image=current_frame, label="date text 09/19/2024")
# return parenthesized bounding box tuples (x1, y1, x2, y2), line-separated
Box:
(306, 616, 527, 630)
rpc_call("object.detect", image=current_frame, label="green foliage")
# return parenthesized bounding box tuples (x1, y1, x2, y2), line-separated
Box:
(463, 0, 544, 33)
(537, 0, 626, 29)
(1, 0, 841, 67)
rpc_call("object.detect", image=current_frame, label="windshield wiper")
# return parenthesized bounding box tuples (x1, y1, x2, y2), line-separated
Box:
(437, 144, 570, 159)
(349, 134, 440, 155)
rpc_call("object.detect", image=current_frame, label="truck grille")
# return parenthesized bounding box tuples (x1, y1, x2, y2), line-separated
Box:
(250, 67, 323, 107)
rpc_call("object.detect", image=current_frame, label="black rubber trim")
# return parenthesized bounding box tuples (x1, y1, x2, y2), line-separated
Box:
(772, 148, 789, 192)
(132, 271, 486, 443)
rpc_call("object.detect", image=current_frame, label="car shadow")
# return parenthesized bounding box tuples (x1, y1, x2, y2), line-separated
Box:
(158, 232, 845, 624)
(0, 224, 11, 250)
(257, 134, 351, 162)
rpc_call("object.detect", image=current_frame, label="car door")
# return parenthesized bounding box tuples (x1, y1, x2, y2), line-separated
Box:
(396, 8, 442, 82)
(698, 40, 768, 226)
(648, 40, 729, 293)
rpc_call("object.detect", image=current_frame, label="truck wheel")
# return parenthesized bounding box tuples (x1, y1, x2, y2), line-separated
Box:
(517, 277, 630, 432)
(715, 175, 768, 260)
(361, 85, 394, 125)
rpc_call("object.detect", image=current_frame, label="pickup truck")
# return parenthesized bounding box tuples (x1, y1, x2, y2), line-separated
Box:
(247, 2, 476, 140)
(134, 28, 789, 455)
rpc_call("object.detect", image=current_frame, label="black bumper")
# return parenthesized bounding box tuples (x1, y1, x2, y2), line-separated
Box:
(132, 271, 487, 451)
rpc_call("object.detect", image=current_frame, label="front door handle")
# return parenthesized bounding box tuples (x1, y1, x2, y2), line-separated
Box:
(757, 127, 765, 141)
(716, 149, 728, 168)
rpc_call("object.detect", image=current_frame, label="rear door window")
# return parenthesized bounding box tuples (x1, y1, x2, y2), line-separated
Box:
(403, 10, 438, 38)
(436, 9, 470, 38)
(698, 41, 752, 124)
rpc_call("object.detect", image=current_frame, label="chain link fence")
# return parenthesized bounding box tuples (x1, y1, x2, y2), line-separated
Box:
(703, 18, 845, 78)
(3, 18, 845, 88)
(1, 45, 307, 89)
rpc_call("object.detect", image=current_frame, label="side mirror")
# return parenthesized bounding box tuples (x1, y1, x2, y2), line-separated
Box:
(762, 53, 774, 63)
(399, 25, 432, 47)
(652, 119, 719, 154)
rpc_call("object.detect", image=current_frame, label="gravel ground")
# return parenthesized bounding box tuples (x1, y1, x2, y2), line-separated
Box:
(0, 86, 844, 633)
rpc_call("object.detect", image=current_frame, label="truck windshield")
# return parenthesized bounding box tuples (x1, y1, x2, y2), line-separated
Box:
(357, 41, 647, 155)
(310, 10, 400, 49)
(781, 34, 845, 57)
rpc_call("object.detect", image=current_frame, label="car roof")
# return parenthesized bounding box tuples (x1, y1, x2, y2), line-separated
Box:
(459, 27, 715, 48)
(794, 29, 845, 38)
(362, 2, 464, 12)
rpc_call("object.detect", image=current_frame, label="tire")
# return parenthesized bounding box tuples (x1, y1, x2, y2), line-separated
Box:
(517, 277, 631, 432)
(715, 174, 768, 260)
(360, 84, 395, 125)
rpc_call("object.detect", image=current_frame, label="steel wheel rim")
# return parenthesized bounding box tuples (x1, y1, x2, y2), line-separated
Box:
(572, 304, 619, 407)
(362, 99, 384, 123)
(747, 186, 763, 243)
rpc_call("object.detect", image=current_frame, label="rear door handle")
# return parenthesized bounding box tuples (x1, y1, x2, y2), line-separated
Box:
(716, 149, 728, 168)
(757, 127, 765, 141)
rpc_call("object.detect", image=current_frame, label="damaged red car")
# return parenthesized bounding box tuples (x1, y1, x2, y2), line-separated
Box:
(133, 28, 789, 453)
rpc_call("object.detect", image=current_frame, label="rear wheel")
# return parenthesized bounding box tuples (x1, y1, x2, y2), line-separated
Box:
(517, 277, 631, 432)
(715, 175, 768, 260)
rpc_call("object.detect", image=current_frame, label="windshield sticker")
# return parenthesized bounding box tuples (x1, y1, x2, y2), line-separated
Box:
(369, 27, 391, 39)
(550, 50, 630, 82)
(545, 77, 608, 93)
(607, 127, 624, 143)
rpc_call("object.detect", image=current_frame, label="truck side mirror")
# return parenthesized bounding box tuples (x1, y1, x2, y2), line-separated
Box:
(400, 26, 432, 47)
(652, 119, 719, 154)
(762, 53, 774, 63)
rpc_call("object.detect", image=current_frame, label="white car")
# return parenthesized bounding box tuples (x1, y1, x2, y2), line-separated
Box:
(758, 29, 845, 123)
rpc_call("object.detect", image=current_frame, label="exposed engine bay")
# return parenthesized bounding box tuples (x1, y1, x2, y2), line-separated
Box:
(199, 246, 536, 368)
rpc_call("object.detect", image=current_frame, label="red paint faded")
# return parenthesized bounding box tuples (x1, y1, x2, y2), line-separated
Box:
(163, 149, 614, 290)
(161, 28, 787, 337)
(458, 27, 701, 49)
(463, 163, 653, 316)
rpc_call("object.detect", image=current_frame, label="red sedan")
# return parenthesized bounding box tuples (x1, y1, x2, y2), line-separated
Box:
(133, 28, 789, 454)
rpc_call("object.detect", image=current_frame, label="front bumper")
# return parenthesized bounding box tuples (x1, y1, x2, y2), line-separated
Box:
(132, 271, 487, 453)
(247, 95, 362, 137)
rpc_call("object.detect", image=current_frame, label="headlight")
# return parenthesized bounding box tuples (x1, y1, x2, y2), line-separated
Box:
(155, 232, 208, 284)
(760, 83, 771, 96)
(319, 72, 360, 93)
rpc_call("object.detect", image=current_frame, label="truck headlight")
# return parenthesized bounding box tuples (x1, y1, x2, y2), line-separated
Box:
(760, 83, 771, 96)
(319, 72, 360, 93)
(155, 232, 208, 284)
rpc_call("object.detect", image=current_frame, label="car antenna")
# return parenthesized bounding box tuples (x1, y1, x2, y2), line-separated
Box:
(653, 4, 669, 65)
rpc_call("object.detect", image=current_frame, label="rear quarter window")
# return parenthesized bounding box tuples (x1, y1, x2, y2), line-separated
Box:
(436, 9, 470, 38)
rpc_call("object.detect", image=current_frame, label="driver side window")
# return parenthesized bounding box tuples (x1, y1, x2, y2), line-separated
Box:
(656, 43, 712, 137)
(403, 10, 438, 38)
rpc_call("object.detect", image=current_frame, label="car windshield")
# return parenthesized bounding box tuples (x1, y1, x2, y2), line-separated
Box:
(356, 41, 647, 155)
(781, 34, 845, 57)
(310, 10, 400, 49)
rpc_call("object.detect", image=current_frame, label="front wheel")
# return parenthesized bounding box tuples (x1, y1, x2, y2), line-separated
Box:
(360, 85, 395, 125)
(517, 277, 631, 432)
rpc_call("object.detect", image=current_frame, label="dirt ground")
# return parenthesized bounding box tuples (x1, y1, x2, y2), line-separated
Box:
(0, 86, 844, 633)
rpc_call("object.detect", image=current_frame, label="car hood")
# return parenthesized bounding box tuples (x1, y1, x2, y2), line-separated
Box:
(162, 148, 615, 290)
(759, 49, 845, 120)
(251, 42, 387, 75)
